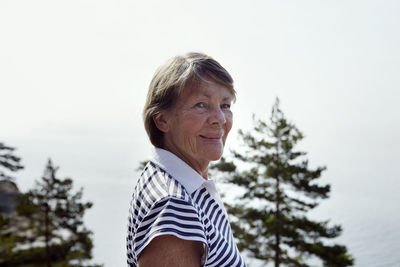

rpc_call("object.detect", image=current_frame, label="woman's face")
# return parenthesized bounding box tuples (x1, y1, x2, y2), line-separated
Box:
(158, 80, 233, 172)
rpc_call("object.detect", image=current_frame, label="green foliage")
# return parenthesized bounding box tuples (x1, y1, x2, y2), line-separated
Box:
(136, 161, 149, 172)
(0, 214, 21, 264)
(212, 98, 354, 266)
(0, 159, 102, 267)
(0, 143, 24, 182)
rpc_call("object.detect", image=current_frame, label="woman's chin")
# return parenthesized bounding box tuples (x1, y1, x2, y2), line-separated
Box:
(204, 150, 224, 161)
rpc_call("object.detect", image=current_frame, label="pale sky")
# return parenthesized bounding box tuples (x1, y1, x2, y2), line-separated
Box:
(1, 1, 399, 266)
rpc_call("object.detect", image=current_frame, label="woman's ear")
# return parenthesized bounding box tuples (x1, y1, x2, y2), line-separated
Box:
(152, 112, 170, 133)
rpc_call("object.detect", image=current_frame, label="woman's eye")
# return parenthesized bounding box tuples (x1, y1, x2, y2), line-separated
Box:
(195, 102, 206, 108)
(221, 103, 231, 110)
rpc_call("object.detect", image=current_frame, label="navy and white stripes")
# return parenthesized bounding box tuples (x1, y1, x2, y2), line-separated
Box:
(127, 159, 246, 267)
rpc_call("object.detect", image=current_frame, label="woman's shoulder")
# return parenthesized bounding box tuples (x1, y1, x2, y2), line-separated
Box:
(135, 161, 191, 204)
(128, 162, 208, 267)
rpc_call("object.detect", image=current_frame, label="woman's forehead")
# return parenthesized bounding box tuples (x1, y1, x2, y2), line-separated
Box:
(183, 81, 234, 100)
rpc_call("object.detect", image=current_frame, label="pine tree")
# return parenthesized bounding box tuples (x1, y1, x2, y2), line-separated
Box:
(212, 98, 354, 266)
(0, 142, 24, 263)
(0, 214, 24, 265)
(1, 159, 101, 267)
(0, 142, 23, 181)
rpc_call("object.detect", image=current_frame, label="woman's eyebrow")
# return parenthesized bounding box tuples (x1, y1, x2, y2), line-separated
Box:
(192, 90, 233, 101)
(198, 91, 233, 99)
(199, 92, 211, 98)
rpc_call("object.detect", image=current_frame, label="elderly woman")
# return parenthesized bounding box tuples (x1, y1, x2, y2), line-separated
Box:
(127, 52, 246, 267)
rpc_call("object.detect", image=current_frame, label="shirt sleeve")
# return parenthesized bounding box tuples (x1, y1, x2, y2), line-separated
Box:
(133, 196, 208, 263)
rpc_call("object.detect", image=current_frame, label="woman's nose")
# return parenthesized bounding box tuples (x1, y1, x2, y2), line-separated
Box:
(208, 106, 226, 125)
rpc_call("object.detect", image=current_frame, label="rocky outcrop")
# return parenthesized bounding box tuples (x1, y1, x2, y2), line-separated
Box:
(0, 180, 21, 214)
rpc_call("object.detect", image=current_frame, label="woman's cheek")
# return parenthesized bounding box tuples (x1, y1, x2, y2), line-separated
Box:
(226, 113, 233, 131)
(188, 137, 197, 154)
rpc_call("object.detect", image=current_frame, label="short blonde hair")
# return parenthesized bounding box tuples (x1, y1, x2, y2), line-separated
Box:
(143, 52, 235, 148)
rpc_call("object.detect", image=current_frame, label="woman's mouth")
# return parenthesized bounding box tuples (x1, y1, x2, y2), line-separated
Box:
(199, 134, 223, 140)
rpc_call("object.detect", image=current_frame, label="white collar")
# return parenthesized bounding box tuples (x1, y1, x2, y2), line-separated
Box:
(151, 147, 206, 194)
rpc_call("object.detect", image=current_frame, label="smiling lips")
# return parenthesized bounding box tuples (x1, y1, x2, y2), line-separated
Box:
(199, 133, 224, 140)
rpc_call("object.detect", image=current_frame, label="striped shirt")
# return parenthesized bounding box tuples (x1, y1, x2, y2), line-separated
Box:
(126, 148, 246, 267)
